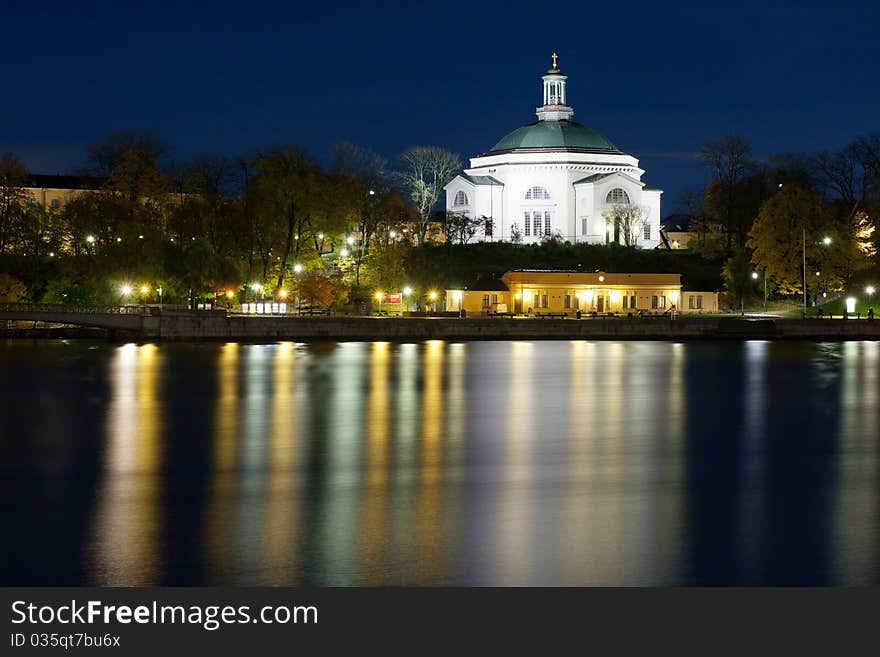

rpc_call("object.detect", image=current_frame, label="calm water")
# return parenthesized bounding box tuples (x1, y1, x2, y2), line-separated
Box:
(1, 338, 879, 586)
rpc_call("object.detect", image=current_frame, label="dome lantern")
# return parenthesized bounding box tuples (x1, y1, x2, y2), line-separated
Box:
(537, 52, 574, 122)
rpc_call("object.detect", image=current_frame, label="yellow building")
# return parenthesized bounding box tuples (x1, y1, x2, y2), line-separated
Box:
(447, 270, 718, 315)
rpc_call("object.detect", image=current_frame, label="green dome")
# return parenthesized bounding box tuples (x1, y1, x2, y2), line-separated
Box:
(487, 120, 619, 154)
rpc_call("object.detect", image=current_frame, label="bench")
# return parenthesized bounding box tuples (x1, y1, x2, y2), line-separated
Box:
(535, 312, 567, 319)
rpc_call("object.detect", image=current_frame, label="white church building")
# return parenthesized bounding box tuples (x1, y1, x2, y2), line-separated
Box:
(444, 55, 662, 247)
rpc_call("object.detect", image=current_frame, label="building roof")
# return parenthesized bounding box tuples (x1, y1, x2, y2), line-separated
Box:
(463, 278, 509, 291)
(661, 214, 692, 232)
(502, 269, 682, 286)
(460, 173, 504, 186)
(486, 120, 620, 155)
(24, 174, 103, 190)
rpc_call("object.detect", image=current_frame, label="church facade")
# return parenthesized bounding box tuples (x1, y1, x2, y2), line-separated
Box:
(444, 55, 662, 248)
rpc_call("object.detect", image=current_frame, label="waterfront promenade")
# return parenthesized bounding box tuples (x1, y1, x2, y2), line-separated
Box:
(2, 304, 880, 341)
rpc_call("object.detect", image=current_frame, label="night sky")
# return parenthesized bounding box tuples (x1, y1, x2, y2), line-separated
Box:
(3, 0, 878, 210)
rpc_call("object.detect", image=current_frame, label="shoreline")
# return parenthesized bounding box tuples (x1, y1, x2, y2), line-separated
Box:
(4, 315, 880, 342)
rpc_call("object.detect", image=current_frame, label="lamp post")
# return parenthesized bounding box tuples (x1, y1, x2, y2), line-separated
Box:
(403, 286, 412, 312)
(802, 232, 832, 317)
(293, 264, 303, 315)
(866, 285, 875, 314)
(751, 271, 767, 313)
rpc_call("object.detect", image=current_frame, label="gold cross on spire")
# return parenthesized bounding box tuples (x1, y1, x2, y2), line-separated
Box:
(551, 52, 558, 68)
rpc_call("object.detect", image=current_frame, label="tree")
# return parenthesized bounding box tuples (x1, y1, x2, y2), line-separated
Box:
(722, 248, 754, 314)
(169, 155, 237, 255)
(0, 153, 29, 254)
(445, 211, 483, 245)
(396, 146, 461, 245)
(510, 223, 523, 244)
(0, 272, 26, 302)
(700, 135, 757, 250)
(298, 270, 337, 309)
(248, 148, 352, 293)
(601, 203, 645, 247)
(747, 186, 852, 297)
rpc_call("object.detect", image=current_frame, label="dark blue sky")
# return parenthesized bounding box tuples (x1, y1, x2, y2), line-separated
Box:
(3, 0, 878, 210)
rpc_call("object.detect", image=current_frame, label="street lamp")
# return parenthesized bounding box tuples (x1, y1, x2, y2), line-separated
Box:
(802, 232, 832, 317)
(752, 271, 767, 312)
(375, 291, 384, 315)
(403, 286, 412, 311)
(293, 264, 303, 274)
(340, 248, 349, 257)
(389, 230, 397, 239)
(86, 235, 95, 244)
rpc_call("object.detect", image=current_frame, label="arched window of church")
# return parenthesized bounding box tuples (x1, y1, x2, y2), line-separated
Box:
(606, 188, 630, 204)
(453, 191, 469, 206)
(525, 186, 550, 200)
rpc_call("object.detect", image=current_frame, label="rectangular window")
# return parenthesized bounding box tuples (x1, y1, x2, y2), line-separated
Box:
(630, 295, 636, 309)
(492, 294, 498, 305)
(485, 219, 493, 237)
(688, 295, 695, 309)
(660, 296, 666, 309)
(524, 211, 530, 236)
(643, 223, 651, 240)
(582, 217, 588, 235)
(533, 212, 542, 237)
(623, 294, 628, 309)
(544, 211, 551, 236)
(541, 294, 548, 308)
(697, 296, 703, 309)
(564, 294, 571, 309)
(50, 198, 60, 208)
(652, 295, 658, 309)
(482, 294, 490, 308)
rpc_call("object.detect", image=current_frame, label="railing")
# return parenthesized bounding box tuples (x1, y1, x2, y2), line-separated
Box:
(0, 303, 158, 316)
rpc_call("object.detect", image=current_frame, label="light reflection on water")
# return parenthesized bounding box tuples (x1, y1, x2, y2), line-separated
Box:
(1, 339, 880, 586)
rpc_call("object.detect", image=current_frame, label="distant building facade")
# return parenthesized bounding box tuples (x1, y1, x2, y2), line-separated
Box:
(444, 55, 662, 248)
(19, 174, 103, 209)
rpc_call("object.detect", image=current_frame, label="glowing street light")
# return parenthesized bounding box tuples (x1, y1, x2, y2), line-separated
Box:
(293, 264, 303, 274)
(226, 290, 235, 299)
(140, 285, 149, 295)
(403, 286, 412, 296)
(347, 236, 354, 245)
(120, 285, 132, 297)
(751, 272, 758, 280)
(251, 283, 262, 293)
(86, 235, 95, 244)
(317, 232, 324, 240)
(278, 288, 288, 299)
(389, 230, 397, 239)
(823, 236, 832, 246)
(340, 248, 349, 257)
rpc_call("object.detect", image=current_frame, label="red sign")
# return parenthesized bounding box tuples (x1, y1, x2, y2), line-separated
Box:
(385, 293, 402, 304)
